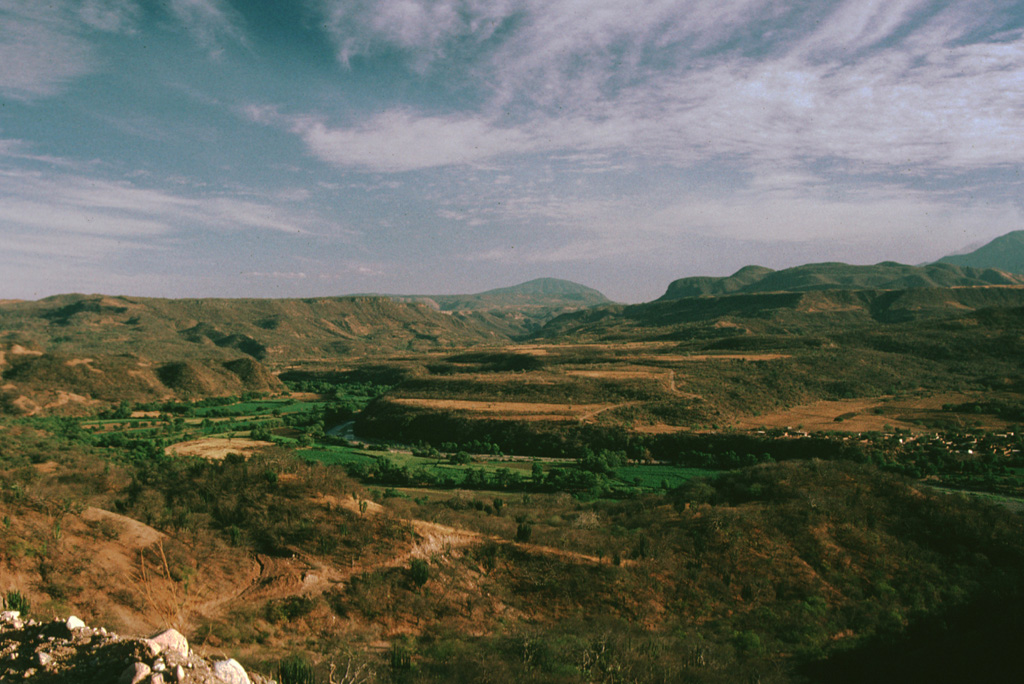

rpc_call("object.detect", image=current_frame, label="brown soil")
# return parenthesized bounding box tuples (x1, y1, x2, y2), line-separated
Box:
(636, 353, 791, 363)
(565, 368, 670, 381)
(731, 398, 912, 432)
(164, 437, 276, 460)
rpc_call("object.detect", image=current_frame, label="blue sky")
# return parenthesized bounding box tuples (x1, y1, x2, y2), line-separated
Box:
(2, 0, 1024, 302)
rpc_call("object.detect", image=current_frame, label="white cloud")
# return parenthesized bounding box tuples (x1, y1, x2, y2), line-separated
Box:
(0, 2, 97, 99)
(286, 110, 538, 172)
(795, 0, 929, 57)
(297, 1, 1024, 177)
(319, 0, 519, 66)
(244, 271, 309, 279)
(78, 0, 139, 32)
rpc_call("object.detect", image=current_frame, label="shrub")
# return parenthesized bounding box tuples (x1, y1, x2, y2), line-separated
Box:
(409, 558, 430, 589)
(278, 655, 315, 684)
(3, 590, 30, 615)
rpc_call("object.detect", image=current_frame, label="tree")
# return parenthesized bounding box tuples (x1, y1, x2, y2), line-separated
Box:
(531, 461, 544, 482)
(409, 558, 430, 589)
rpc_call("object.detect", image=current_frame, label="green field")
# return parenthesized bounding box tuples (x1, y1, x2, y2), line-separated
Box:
(191, 398, 326, 417)
(613, 464, 719, 489)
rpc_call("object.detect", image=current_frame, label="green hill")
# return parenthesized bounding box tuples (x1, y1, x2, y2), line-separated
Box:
(937, 230, 1024, 273)
(540, 286, 1024, 342)
(659, 262, 1024, 301)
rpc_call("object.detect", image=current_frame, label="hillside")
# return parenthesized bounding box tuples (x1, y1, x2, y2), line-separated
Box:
(659, 261, 1024, 300)
(388, 278, 611, 336)
(0, 294, 510, 411)
(4, 420, 1024, 683)
(937, 230, 1024, 274)
(541, 285, 1024, 341)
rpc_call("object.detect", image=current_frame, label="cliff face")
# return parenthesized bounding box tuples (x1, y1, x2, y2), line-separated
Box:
(0, 612, 274, 684)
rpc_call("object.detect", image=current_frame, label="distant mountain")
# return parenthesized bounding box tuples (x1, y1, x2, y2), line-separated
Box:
(659, 262, 1024, 301)
(388, 278, 611, 336)
(431, 277, 608, 310)
(937, 230, 1024, 273)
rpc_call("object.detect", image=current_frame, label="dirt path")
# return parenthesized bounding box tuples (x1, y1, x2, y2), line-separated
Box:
(333, 495, 622, 568)
(204, 493, 628, 617)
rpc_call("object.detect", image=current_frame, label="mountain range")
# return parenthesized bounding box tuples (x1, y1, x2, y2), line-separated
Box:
(658, 262, 1024, 300)
(3, 231, 1024, 411)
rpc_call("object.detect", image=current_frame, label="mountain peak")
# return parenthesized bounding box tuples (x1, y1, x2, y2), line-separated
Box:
(937, 230, 1024, 274)
(478, 277, 608, 299)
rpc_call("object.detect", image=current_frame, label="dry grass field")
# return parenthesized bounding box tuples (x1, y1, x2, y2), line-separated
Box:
(164, 437, 276, 460)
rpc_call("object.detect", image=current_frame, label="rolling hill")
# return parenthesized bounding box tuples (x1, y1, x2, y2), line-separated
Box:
(937, 230, 1024, 274)
(0, 294, 515, 411)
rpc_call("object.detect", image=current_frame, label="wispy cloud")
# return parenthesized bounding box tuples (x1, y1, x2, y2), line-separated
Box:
(78, 0, 140, 33)
(0, 0, 244, 101)
(0, 2, 98, 99)
(165, 0, 246, 51)
(0, 170, 322, 263)
(318, 0, 519, 67)
(296, 1, 1024, 176)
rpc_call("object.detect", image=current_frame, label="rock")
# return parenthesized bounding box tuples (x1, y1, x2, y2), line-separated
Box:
(146, 628, 189, 658)
(121, 661, 152, 684)
(211, 658, 251, 684)
(65, 615, 86, 631)
(149, 674, 166, 684)
(37, 651, 53, 668)
(0, 611, 20, 621)
(175, 664, 186, 682)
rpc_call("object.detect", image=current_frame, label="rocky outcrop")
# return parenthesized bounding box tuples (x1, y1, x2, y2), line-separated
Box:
(0, 612, 274, 683)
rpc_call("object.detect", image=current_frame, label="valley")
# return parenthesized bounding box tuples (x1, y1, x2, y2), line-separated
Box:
(3, 259, 1024, 683)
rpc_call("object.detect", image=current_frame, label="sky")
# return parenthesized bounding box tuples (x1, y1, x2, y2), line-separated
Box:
(2, 1, 1024, 303)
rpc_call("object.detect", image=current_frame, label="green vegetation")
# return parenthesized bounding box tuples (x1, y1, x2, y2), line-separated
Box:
(277, 655, 316, 684)
(5, 268, 1024, 681)
(3, 590, 30, 616)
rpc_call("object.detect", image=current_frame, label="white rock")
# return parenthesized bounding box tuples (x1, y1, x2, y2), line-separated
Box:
(146, 628, 189, 658)
(65, 615, 86, 631)
(0, 611, 20, 621)
(37, 652, 53, 668)
(211, 658, 251, 684)
(120, 662, 152, 684)
(175, 664, 186, 683)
